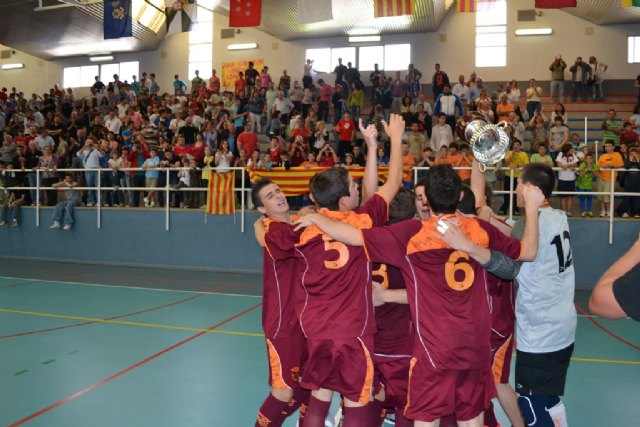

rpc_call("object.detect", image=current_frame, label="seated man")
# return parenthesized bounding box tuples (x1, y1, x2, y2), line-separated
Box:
(50, 174, 81, 230)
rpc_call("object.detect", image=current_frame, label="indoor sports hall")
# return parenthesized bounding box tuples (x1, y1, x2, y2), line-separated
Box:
(1, 1, 639, 426)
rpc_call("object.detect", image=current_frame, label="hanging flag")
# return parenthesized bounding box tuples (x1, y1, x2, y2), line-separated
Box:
(456, 0, 476, 12)
(206, 171, 236, 215)
(534, 0, 577, 8)
(622, 0, 640, 7)
(374, 0, 415, 18)
(299, 0, 333, 24)
(104, 0, 133, 39)
(166, 0, 198, 35)
(229, 0, 262, 27)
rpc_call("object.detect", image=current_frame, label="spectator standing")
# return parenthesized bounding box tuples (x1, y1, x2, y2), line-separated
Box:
(334, 111, 356, 161)
(499, 140, 529, 215)
(621, 147, 640, 218)
(597, 140, 624, 217)
(452, 74, 470, 108)
(549, 55, 567, 103)
(431, 63, 449, 100)
(347, 82, 364, 121)
(333, 57, 347, 89)
(547, 116, 570, 162)
(173, 74, 187, 95)
(390, 71, 406, 114)
(317, 79, 333, 123)
(303, 59, 314, 89)
(429, 113, 453, 151)
(576, 152, 599, 217)
(525, 79, 543, 120)
(345, 62, 361, 90)
(49, 174, 81, 230)
(602, 109, 624, 148)
(245, 62, 259, 96)
(556, 143, 579, 216)
(569, 57, 591, 102)
(433, 84, 464, 130)
(588, 56, 608, 102)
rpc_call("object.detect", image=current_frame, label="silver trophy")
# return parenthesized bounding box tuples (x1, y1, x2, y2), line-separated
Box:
(457, 114, 510, 172)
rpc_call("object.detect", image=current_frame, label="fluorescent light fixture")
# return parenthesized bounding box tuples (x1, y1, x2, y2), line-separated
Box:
(227, 43, 258, 51)
(89, 55, 115, 62)
(515, 28, 553, 36)
(348, 36, 381, 43)
(348, 28, 380, 36)
(2, 63, 25, 70)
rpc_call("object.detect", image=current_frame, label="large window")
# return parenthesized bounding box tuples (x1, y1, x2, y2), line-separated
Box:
(628, 36, 640, 63)
(188, 0, 214, 80)
(63, 62, 139, 88)
(306, 44, 410, 73)
(475, 0, 506, 68)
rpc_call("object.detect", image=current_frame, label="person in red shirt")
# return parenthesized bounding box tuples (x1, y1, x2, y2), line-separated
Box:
(335, 111, 356, 161)
(288, 135, 309, 167)
(290, 117, 311, 145)
(294, 164, 545, 427)
(268, 136, 282, 164)
(237, 122, 259, 157)
(172, 135, 193, 158)
(235, 71, 246, 98)
(317, 79, 333, 123)
(260, 115, 405, 427)
(251, 180, 310, 427)
(317, 142, 338, 167)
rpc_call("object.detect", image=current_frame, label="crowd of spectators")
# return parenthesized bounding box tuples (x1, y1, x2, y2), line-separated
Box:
(0, 58, 639, 226)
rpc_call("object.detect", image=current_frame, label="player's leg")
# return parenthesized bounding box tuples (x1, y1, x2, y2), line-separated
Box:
(255, 339, 295, 427)
(342, 397, 370, 427)
(496, 383, 524, 427)
(255, 388, 293, 427)
(370, 387, 386, 427)
(456, 412, 483, 427)
(304, 388, 334, 427)
(546, 397, 569, 427)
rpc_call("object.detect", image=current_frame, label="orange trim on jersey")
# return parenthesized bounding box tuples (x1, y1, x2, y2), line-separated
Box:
(296, 209, 373, 247)
(357, 338, 375, 404)
(406, 215, 490, 255)
(404, 357, 418, 416)
(492, 335, 513, 383)
(361, 230, 373, 261)
(266, 339, 291, 390)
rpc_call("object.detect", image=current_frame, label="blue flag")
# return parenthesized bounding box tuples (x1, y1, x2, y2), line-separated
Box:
(104, 0, 133, 39)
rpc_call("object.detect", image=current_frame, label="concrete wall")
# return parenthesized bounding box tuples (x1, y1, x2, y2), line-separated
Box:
(1, 207, 638, 288)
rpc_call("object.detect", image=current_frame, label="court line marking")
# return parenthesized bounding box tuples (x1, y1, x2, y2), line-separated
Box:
(0, 308, 264, 337)
(575, 303, 640, 351)
(7, 302, 263, 427)
(570, 357, 640, 365)
(0, 283, 233, 339)
(0, 275, 262, 298)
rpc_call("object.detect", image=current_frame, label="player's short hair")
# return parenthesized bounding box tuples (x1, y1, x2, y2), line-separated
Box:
(251, 179, 275, 209)
(457, 185, 476, 215)
(309, 167, 350, 210)
(389, 187, 417, 224)
(520, 163, 555, 199)
(426, 165, 462, 214)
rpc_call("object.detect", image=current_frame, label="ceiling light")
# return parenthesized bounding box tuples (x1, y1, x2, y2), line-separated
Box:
(2, 63, 25, 70)
(89, 55, 115, 62)
(515, 28, 553, 36)
(348, 36, 381, 43)
(227, 43, 258, 50)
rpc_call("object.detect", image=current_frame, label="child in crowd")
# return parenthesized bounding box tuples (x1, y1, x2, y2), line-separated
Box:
(621, 147, 640, 218)
(556, 143, 579, 216)
(576, 152, 599, 217)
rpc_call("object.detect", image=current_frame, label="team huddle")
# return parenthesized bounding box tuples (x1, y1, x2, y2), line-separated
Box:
(251, 115, 577, 427)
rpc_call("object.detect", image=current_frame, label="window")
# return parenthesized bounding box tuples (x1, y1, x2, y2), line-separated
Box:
(330, 47, 356, 71)
(188, 2, 213, 80)
(384, 44, 411, 71)
(628, 36, 640, 64)
(100, 63, 120, 84)
(358, 46, 384, 72)
(306, 48, 331, 73)
(63, 62, 138, 88)
(475, 0, 507, 68)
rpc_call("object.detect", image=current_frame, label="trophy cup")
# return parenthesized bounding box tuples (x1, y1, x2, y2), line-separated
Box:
(456, 113, 511, 172)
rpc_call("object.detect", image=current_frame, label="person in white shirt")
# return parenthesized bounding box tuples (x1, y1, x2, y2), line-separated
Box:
(429, 113, 454, 151)
(104, 110, 122, 135)
(452, 74, 470, 107)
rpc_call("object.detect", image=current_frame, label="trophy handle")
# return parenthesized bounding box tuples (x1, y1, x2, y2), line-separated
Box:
(478, 162, 488, 173)
(496, 121, 509, 128)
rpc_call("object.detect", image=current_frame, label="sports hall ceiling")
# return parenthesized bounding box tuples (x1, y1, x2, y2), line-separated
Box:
(0, 0, 638, 60)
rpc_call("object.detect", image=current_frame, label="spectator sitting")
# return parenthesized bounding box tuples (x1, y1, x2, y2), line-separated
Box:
(620, 121, 639, 146)
(50, 174, 81, 231)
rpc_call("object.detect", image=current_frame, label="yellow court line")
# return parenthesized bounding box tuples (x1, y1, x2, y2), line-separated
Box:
(570, 357, 640, 365)
(0, 308, 264, 337)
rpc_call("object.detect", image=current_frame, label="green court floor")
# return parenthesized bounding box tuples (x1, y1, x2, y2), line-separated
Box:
(0, 260, 638, 426)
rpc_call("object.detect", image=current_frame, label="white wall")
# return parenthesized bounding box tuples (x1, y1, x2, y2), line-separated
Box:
(1, 1, 638, 94)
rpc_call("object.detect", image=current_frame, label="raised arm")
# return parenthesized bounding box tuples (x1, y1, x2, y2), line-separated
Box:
(470, 159, 487, 212)
(360, 118, 379, 203)
(378, 114, 405, 203)
(294, 213, 363, 246)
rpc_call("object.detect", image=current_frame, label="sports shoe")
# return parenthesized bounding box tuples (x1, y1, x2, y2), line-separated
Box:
(0, 221, 5, 227)
(143, 197, 150, 207)
(587, 212, 594, 217)
(149, 202, 156, 208)
(11, 220, 18, 227)
(634, 214, 640, 218)
(86, 202, 94, 207)
(581, 212, 587, 218)
(566, 211, 572, 217)
(63, 224, 72, 231)
(50, 221, 61, 229)
(622, 213, 630, 218)
(599, 211, 606, 217)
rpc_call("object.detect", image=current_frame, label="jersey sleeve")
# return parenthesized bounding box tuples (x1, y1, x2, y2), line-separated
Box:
(612, 263, 640, 322)
(361, 220, 422, 266)
(264, 222, 300, 260)
(356, 193, 389, 227)
(478, 218, 522, 260)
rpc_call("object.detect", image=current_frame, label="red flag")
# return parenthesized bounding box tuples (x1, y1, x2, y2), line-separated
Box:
(534, 0, 577, 8)
(229, 0, 262, 27)
(206, 171, 236, 215)
(456, 0, 476, 12)
(374, 0, 415, 18)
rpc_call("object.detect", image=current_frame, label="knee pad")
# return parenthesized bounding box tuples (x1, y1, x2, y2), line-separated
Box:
(518, 396, 555, 426)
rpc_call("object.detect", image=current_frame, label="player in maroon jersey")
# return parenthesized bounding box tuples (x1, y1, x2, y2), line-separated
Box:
(259, 114, 405, 427)
(294, 164, 544, 427)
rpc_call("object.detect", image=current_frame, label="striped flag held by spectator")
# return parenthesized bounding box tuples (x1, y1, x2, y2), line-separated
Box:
(206, 172, 235, 215)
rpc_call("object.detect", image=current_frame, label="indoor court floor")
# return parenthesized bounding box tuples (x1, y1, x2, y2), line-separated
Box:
(0, 259, 638, 426)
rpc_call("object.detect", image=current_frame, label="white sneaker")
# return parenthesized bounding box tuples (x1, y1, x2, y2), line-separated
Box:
(149, 202, 156, 208)
(143, 197, 150, 207)
(86, 202, 94, 207)
(622, 213, 630, 218)
(11, 220, 18, 227)
(599, 211, 606, 217)
(0, 221, 6, 227)
(63, 224, 72, 230)
(50, 221, 61, 229)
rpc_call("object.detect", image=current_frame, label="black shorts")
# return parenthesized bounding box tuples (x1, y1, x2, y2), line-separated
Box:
(557, 180, 576, 193)
(515, 343, 574, 396)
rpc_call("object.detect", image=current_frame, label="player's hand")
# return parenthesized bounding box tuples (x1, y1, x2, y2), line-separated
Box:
(372, 282, 387, 307)
(382, 114, 405, 142)
(359, 118, 378, 147)
(297, 205, 317, 217)
(522, 184, 545, 210)
(432, 217, 472, 253)
(293, 213, 319, 231)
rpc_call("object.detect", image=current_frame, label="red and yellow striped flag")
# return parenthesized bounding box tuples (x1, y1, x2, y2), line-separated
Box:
(456, 0, 476, 12)
(206, 171, 235, 215)
(248, 166, 391, 197)
(374, 0, 415, 18)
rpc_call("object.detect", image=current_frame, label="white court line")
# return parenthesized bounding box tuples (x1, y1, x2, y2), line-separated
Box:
(0, 275, 263, 298)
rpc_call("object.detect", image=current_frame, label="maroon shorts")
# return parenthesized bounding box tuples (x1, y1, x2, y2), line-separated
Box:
(404, 357, 496, 422)
(266, 331, 306, 389)
(300, 335, 374, 404)
(491, 333, 514, 384)
(372, 354, 411, 409)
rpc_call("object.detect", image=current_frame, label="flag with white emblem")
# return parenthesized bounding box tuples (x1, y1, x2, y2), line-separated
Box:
(229, 0, 262, 27)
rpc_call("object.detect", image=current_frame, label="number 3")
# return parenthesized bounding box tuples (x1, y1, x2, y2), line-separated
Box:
(445, 251, 475, 291)
(324, 238, 349, 269)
